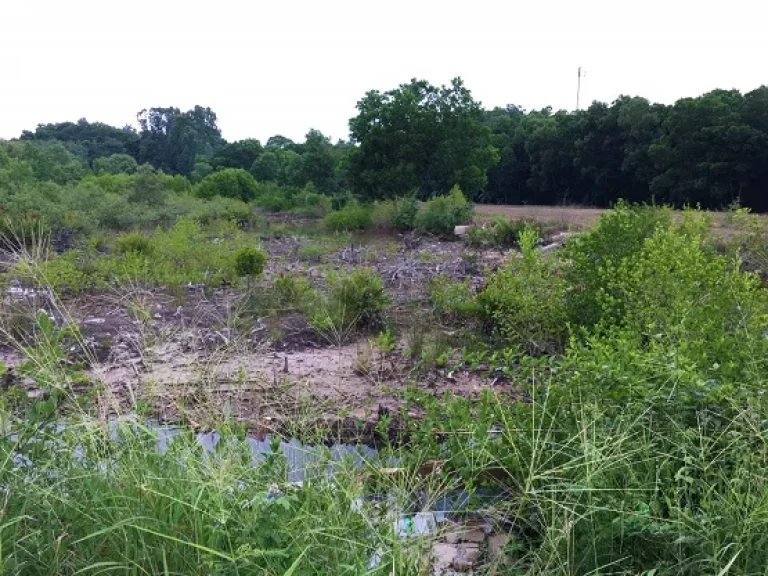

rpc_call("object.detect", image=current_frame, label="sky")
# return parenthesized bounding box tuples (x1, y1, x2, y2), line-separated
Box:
(1, 0, 765, 143)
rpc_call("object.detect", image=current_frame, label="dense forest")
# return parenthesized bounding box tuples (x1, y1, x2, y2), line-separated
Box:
(4, 78, 768, 214)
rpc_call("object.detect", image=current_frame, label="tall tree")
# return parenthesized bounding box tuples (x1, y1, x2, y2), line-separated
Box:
(348, 78, 498, 199)
(210, 139, 263, 171)
(20, 118, 140, 164)
(137, 106, 225, 176)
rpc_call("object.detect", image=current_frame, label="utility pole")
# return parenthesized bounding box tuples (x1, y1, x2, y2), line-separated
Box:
(576, 66, 582, 111)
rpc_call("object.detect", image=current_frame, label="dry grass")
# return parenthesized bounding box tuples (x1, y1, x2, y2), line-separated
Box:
(475, 204, 768, 238)
(474, 204, 603, 230)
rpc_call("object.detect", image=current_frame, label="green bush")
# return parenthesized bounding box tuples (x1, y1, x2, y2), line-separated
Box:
(477, 225, 567, 354)
(272, 273, 312, 311)
(297, 244, 327, 262)
(170, 194, 255, 227)
(564, 201, 671, 328)
(322, 200, 373, 231)
(308, 268, 390, 342)
(414, 185, 474, 236)
(428, 277, 479, 319)
(234, 246, 267, 279)
(16, 219, 245, 293)
(254, 183, 295, 212)
(115, 232, 153, 255)
(195, 168, 259, 202)
(468, 217, 543, 248)
(290, 189, 332, 218)
(373, 196, 418, 232)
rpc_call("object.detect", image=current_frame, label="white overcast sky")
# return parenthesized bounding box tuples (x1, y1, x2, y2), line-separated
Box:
(1, 0, 765, 143)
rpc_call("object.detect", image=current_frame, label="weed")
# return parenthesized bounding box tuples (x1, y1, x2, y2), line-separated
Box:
(297, 243, 328, 262)
(307, 268, 390, 344)
(414, 185, 474, 237)
(115, 231, 153, 255)
(322, 199, 374, 231)
(428, 276, 479, 320)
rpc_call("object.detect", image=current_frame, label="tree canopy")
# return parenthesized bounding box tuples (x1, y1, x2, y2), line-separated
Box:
(348, 78, 498, 199)
(7, 81, 768, 211)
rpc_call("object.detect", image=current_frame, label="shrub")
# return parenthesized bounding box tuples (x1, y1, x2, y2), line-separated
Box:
(233, 246, 267, 280)
(272, 273, 312, 311)
(477, 225, 567, 354)
(414, 185, 474, 236)
(115, 232, 153, 255)
(195, 168, 259, 202)
(373, 196, 418, 232)
(290, 189, 332, 218)
(308, 268, 390, 342)
(177, 195, 255, 227)
(18, 219, 245, 293)
(564, 201, 671, 328)
(428, 277, 479, 319)
(255, 185, 294, 212)
(297, 244, 327, 262)
(322, 200, 373, 231)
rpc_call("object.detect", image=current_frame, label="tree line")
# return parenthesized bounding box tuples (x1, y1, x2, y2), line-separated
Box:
(15, 79, 768, 211)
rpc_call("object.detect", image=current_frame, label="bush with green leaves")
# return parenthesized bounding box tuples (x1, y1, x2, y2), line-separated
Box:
(234, 245, 267, 281)
(15, 219, 245, 293)
(115, 231, 153, 255)
(476, 225, 567, 354)
(322, 199, 373, 231)
(272, 273, 313, 311)
(563, 200, 671, 327)
(168, 194, 255, 227)
(290, 189, 332, 218)
(307, 268, 390, 342)
(372, 196, 418, 232)
(195, 168, 259, 202)
(467, 217, 542, 248)
(414, 185, 474, 236)
(428, 276, 479, 320)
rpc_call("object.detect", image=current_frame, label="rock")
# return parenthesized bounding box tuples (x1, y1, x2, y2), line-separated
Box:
(454, 225, 470, 237)
(452, 543, 481, 572)
(488, 533, 508, 563)
(460, 528, 486, 544)
(432, 543, 458, 575)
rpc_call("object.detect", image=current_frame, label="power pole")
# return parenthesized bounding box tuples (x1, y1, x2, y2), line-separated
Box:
(576, 66, 582, 111)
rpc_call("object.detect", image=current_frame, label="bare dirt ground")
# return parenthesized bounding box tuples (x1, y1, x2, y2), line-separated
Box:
(2, 227, 525, 441)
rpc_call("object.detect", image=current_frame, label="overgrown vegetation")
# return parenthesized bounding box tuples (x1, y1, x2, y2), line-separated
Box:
(4, 147, 768, 575)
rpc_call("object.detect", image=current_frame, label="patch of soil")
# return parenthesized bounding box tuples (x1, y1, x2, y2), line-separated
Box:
(2, 231, 524, 441)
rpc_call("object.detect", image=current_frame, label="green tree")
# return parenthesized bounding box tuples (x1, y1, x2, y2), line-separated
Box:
(348, 77, 498, 199)
(250, 149, 303, 187)
(211, 139, 263, 171)
(3, 140, 88, 185)
(649, 90, 768, 208)
(298, 129, 336, 193)
(129, 164, 168, 207)
(93, 154, 138, 175)
(20, 118, 140, 164)
(137, 106, 225, 176)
